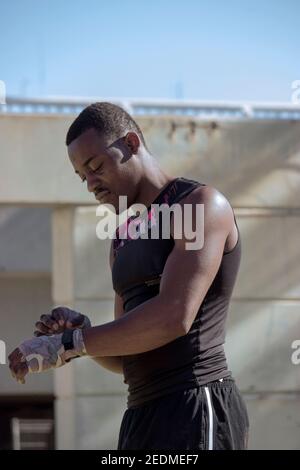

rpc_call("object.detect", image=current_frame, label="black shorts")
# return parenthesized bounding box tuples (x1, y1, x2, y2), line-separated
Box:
(117, 378, 249, 450)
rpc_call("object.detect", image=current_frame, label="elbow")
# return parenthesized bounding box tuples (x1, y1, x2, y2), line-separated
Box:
(178, 319, 191, 336)
(170, 309, 194, 338)
(158, 295, 192, 339)
(168, 316, 190, 338)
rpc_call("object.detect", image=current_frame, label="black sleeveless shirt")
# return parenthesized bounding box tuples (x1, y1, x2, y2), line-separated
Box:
(112, 177, 241, 409)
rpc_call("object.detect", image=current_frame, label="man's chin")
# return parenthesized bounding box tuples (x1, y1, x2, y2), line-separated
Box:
(95, 194, 129, 216)
(96, 197, 118, 214)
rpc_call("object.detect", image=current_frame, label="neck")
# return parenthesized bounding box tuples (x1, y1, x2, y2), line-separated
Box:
(133, 159, 175, 210)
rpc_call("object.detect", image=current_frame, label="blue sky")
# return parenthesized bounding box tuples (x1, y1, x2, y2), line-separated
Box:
(0, 0, 299, 102)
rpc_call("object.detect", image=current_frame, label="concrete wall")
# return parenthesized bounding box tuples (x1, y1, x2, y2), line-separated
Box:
(0, 276, 53, 395)
(0, 207, 53, 395)
(0, 207, 51, 272)
(1, 115, 300, 208)
(1, 113, 300, 449)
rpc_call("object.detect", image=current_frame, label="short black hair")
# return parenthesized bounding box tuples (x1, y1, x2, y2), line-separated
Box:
(65, 101, 147, 148)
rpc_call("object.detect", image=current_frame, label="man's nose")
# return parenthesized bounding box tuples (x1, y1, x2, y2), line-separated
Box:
(86, 175, 99, 193)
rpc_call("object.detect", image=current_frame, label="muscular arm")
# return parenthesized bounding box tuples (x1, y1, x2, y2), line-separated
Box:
(83, 186, 233, 358)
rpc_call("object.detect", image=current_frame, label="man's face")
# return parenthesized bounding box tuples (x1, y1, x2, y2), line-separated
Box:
(67, 128, 140, 214)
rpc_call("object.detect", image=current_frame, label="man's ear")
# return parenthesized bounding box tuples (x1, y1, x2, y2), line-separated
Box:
(124, 132, 140, 154)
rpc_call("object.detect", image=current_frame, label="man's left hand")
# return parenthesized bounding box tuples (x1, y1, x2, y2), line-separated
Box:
(8, 330, 86, 384)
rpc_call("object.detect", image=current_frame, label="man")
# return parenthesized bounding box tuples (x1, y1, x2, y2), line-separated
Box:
(9, 102, 249, 450)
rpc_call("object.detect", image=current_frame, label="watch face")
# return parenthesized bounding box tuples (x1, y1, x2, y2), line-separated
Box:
(62, 329, 74, 350)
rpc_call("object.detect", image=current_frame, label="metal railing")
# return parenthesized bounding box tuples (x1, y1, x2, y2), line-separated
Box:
(1, 96, 300, 120)
(11, 418, 54, 450)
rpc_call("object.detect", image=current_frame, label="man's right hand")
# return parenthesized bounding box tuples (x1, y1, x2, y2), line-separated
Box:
(34, 306, 91, 337)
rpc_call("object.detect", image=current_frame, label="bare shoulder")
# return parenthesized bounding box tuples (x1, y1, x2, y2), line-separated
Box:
(181, 183, 231, 207)
(174, 183, 234, 231)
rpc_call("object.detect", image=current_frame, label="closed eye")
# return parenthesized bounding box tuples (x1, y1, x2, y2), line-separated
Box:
(90, 162, 103, 174)
(75, 159, 103, 182)
(91, 164, 103, 173)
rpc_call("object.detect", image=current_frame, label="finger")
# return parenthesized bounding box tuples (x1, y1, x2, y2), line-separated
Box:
(34, 321, 52, 335)
(51, 307, 66, 325)
(9, 360, 17, 379)
(10, 368, 17, 381)
(40, 314, 58, 330)
(9, 353, 28, 380)
(8, 349, 28, 383)
(66, 313, 85, 328)
(9, 358, 24, 380)
(34, 330, 45, 337)
(15, 362, 29, 382)
(9, 351, 24, 369)
(8, 347, 23, 363)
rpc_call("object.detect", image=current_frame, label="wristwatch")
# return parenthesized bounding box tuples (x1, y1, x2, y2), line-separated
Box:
(61, 327, 86, 360)
(62, 329, 75, 351)
(61, 329, 80, 362)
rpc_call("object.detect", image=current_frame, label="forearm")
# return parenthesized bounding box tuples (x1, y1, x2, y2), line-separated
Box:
(82, 294, 184, 357)
(92, 356, 123, 374)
